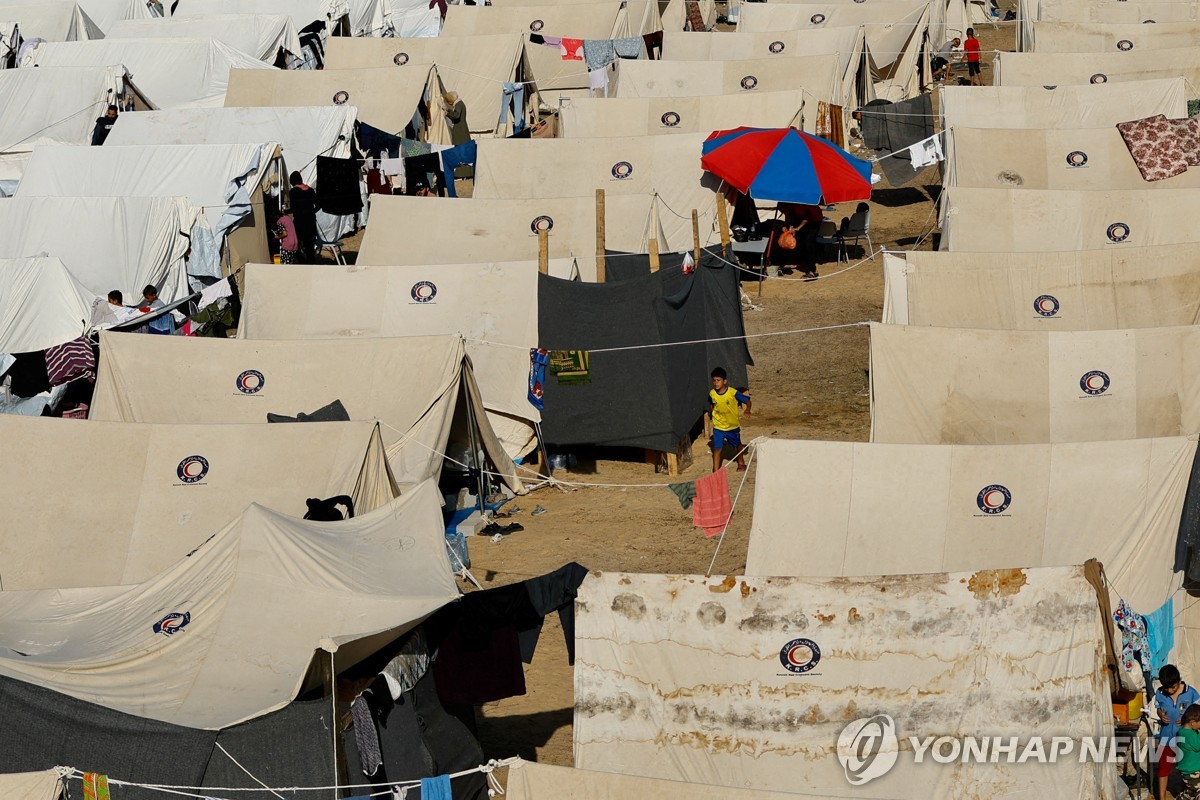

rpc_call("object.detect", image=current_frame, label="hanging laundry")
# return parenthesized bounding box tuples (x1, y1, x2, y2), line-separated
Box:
(521, 562, 589, 664)
(588, 67, 609, 94)
(401, 137, 432, 158)
(357, 122, 402, 159)
(499, 82, 526, 130)
(383, 628, 431, 695)
(548, 349, 590, 384)
(908, 134, 944, 170)
(693, 469, 732, 537)
(539, 34, 562, 48)
(1145, 596, 1175, 673)
(1113, 599, 1152, 676)
(529, 32, 545, 45)
(614, 36, 643, 59)
(366, 168, 389, 195)
(82, 774, 110, 800)
(642, 30, 663, 60)
(351, 694, 383, 776)
(316, 156, 364, 215)
(560, 38, 584, 60)
(404, 152, 444, 195)
(380, 157, 405, 176)
(582, 39, 614, 71)
(668, 480, 697, 509)
(4, 350, 49, 397)
(815, 101, 832, 140)
(685, 0, 706, 30)
(439, 139, 477, 196)
(44, 336, 95, 387)
(528, 348, 549, 410)
(198, 277, 232, 309)
(420, 775, 453, 800)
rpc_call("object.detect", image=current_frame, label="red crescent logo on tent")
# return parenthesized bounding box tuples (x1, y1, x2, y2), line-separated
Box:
(1117, 39, 1133, 50)
(176, 455, 209, 484)
(332, 91, 350, 105)
(1066, 150, 1088, 167)
(1033, 295, 1060, 317)
(611, 161, 633, 180)
(779, 638, 821, 673)
(531, 215, 553, 234)
(768, 40, 785, 53)
(411, 280, 437, 303)
(1107, 222, 1129, 243)
(810, 13, 826, 23)
(976, 485, 1011, 514)
(740, 75, 758, 90)
(1090, 73, 1107, 84)
(393, 52, 409, 65)
(153, 612, 191, 636)
(236, 370, 265, 394)
(529, 18, 544, 31)
(1080, 370, 1110, 396)
(661, 111, 681, 127)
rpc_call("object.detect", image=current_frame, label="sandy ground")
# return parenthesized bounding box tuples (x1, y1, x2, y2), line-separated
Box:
(333, 22, 1016, 768)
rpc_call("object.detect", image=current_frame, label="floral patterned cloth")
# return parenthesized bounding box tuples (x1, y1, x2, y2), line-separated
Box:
(1117, 114, 1190, 181)
(1172, 116, 1200, 166)
(1114, 599, 1151, 675)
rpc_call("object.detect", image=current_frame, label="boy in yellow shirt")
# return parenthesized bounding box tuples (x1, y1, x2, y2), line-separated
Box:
(707, 367, 752, 472)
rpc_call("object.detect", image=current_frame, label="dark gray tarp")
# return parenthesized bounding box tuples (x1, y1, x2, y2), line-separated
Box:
(206, 698, 337, 799)
(538, 246, 751, 451)
(859, 93, 934, 186)
(1175, 444, 1200, 583)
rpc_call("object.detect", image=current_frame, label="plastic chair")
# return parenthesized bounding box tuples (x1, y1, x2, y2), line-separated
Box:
(316, 237, 346, 265)
(844, 203, 873, 259)
(816, 217, 850, 265)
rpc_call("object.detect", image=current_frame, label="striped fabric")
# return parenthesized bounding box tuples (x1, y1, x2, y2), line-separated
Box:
(44, 336, 95, 387)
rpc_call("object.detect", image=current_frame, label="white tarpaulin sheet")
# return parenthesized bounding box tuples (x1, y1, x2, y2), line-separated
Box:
(505, 760, 805, 800)
(0, 770, 64, 800)
(882, 246, 1200, 329)
(575, 568, 1118, 799)
(869, 321, 1200, 443)
(997, 46, 1200, 86)
(27, 38, 272, 108)
(0, 196, 196, 303)
(0, 479, 459, 728)
(0, 256, 94, 353)
(559, 90, 805, 137)
(940, 77, 1187, 130)
(74, 0, 157, 31)
(324, 35, 523, 134)
(945, 125, 1200, 190)
(939, 186, 1200, 251)
(237, 261, 541, 458)
(89, 331, 524, 491)
(0, 1, 101, 41)
(0, 66, 132, 156)
(106, 15, 302, 63)
(745, 436, 1194, 616)
(381, 0, 440, 37)
(1031, 20, 1200, 51)
(0, 417, 397, 589)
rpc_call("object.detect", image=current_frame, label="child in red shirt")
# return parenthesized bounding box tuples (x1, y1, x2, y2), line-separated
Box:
(964, 28, 982, 86)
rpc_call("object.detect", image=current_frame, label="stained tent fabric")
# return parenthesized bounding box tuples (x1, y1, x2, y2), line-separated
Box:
(0, 769, 64, 800)
(996, 47, 1200, 87)
(944, 125, 1200, 190)
(0, 416, 397, 589)
(0, 196, 196, 304)
(505, 760, 804, 800)
(237, 261, 542, 458)
(0, 66, 143, 158)
(939, 78, 1187, 131)
(868, 321, 1200, 444)
(938, 186, 1200, 251)
(882, 246, 1200, 329)
(558, 90, 806, 138)
(106, 15, 302, 64)
(89, 331, 525, 492)
(324, 35, 525, 135)
(537, 248, 750, 451)
(472, 134, 724, 249)
(0, 257, 95, 353)
(224, 66, 442, 140)
(1030, 20, 1200, 52)
(574, 568, 1117, 799)
(0, 1, 101, 42)
(27, 38, 273, 109)
(0, 480, 458, 729)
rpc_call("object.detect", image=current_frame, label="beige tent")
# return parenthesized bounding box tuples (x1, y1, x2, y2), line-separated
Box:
(1031, 20, 1200, 51)
(441, 2, 662, 92)
(868, 321, 1200, 444)
(0, 770, 64, 800)
(472, 134, 724, 248)
(0, 480, 459, 729)
(324, 35, 527, 135)
(944, 124, 1200, 190)
(996, 47, 1200, 86)
(0, 417, 396, 590)
(574, 568, 1117, 798)
(506, 760, 809, 800)
(357, 194, 717, 279)
(939, 77, 1187, 130)
(1021, 0, 1200, 49)
(558, 90, 806, 138)
(89, 331, 525, 492)
(237, 261, 541, 458)
(224, 65, 448, 142)
(736, 2, 931, 99)
(882, 246, 1200, 329)
(938, 186, 1200, 251)
(106, 14, 303, 65)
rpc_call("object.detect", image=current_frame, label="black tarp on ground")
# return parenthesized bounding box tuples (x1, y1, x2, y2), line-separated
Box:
(538, 246, 751, 451)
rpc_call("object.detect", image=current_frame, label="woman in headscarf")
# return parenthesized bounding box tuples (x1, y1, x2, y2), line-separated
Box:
(442, 92, 473, 181)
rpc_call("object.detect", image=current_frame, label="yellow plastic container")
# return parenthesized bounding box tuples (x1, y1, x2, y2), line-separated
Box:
(1112, 689, 1144, 725)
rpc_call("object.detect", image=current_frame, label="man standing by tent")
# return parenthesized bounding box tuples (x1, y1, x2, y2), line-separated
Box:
(91, 105, 118, 146)
(289, 171, 318, 264)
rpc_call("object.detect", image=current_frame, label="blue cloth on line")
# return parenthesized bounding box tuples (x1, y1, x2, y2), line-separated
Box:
(1146, 596, 1175, 673)
(438, 140, 477, 198)
(499, 81, 526, 132)
(420, 775, 452, 800)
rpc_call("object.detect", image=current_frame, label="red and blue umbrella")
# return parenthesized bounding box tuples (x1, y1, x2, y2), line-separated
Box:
(701, 127, 874, 205)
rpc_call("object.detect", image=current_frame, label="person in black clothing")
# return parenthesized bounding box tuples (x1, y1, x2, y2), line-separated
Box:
(288, 170, 318, 264)
(90, 105, 118, 146)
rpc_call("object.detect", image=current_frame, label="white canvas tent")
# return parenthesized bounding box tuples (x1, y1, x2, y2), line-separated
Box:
(0, 417, 397, 589)
(1030, 20, 1200, 51)
(89, 331, 526, 492)
(882, 246, 1200, 329)
(0, 479, 459, 729)
(1020, 0, 1200, 50)
(26, 38, 273, 108)
(106, 15, 303, 66)
(868, 321, 1200, 444)
(0, 1, 101, 42)
(0, 770, 64, 800)
(996, 47, 1200, 86)
(574, 568, 1118, 799)
(505, 760, 804, 800)
(171, 0, 354, 38)
(16, 142, 282, 274)
(0, 257, 94, 353)
(0, 196, 196, 303)
(237, 261, 542, 458)
(74, 0, 159, 32)
(379, 0, 440, 37)
(324, 35, 526, 135)
(938, 186, 1200, 251)
(558, 90, 806, 138)
(939, 77, 1186, 130)
(472, 134, 724, 249)
(225, 65, 446, 142)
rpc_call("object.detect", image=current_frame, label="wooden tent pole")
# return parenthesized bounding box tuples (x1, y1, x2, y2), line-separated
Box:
(716, 196, 731, 246)
(595, 189, 606, 283)
(538, 228, 548, 274)
(649, 237, 660, 272)
(692, 209, 701, 265)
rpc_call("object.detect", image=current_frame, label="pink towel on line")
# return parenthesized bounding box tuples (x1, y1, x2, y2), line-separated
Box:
(693, 469, 732, 538)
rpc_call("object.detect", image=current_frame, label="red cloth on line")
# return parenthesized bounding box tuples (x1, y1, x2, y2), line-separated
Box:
(560, 38, 584, 60)
(693, 469, 731, 538)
